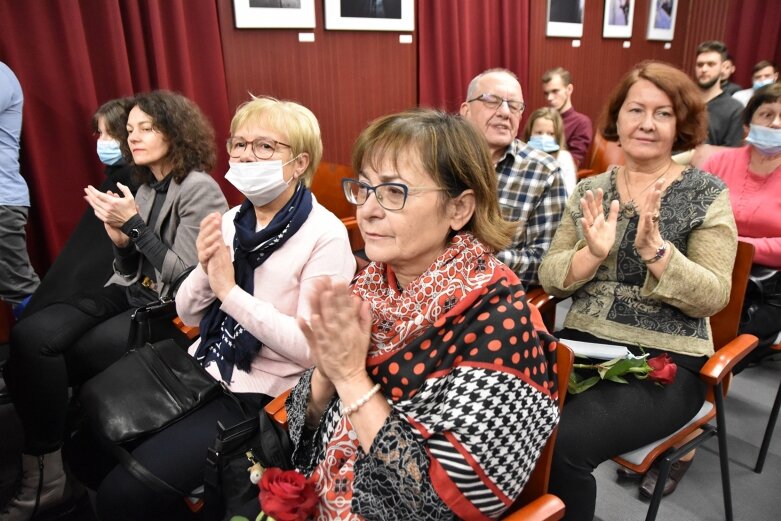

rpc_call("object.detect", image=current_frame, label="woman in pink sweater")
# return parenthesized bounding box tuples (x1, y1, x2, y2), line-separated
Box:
(702, 83, 781, 370)
(95, 96, 356, 520)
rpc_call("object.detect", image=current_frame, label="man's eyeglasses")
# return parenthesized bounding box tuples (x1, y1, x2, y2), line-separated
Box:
(467, 93, 525, 114)
(342, 178, 445, 211)
(226, 137, 291, 160)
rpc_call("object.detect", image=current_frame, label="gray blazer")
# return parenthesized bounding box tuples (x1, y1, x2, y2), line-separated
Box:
(107, 170, 228, 297)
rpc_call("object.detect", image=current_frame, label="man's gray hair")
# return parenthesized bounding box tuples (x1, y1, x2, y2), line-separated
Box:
(465, 68, 520, 101)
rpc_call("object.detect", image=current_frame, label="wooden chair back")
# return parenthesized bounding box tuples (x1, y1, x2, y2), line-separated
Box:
(577, 133, 625, 180)
(310, 162, 363, 251)
(711, 241, 753, 350)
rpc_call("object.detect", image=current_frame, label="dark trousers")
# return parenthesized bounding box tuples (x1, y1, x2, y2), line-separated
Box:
(5, 284, 134, 454)
(0, 205, 40, 304)
(549, 331, 706, 521)
(95, 393, 269, 521)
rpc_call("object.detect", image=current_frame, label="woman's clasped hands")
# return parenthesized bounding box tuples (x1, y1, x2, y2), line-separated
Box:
(83, 182, 138, 247)
(298, 278, 372, 390)
(633, 179, 666, 261)
(196, 212, 236, 301)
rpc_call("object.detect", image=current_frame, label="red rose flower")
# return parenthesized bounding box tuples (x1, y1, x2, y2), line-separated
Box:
(647, 353, 677, 385)
(259, 468, 318, 521)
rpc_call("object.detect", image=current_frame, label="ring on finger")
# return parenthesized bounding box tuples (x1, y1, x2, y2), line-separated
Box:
(651, 213, 660, 223)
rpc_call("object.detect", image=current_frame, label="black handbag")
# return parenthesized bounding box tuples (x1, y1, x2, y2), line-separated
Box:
(127, 266, 196, 350)
(80, 338, 223, 444)
(79, 338, 227, 496)
(203, 410, 294, 521)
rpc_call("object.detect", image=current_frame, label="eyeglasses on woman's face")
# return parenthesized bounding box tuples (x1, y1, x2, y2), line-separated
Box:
(226, 137, 291, 160)
(342, 178, 446, 211)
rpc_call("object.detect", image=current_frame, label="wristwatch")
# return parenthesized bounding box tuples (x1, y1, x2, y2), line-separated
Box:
(128, 228, 141, 241)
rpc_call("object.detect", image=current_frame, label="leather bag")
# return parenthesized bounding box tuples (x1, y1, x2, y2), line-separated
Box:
(80, 338, 222, 444)
(127, 266, 195, 350)
(203, 411, 294, 521)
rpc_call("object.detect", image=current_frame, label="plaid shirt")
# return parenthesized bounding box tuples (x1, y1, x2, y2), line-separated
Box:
(494, 139, 567, 287)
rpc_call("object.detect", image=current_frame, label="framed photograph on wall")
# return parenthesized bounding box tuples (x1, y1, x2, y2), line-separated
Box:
(546, 0, 585, 38)
(603, 0, 634, 38)
(233, 0, 316, 29)
(325, 0, 415, 31)
(647, 0, 678, 41)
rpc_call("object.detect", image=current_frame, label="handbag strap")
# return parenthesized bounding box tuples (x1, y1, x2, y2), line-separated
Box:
(102, 437, 190, 497)
(161, 265, 197, 301)
(104, 384, 244, 499)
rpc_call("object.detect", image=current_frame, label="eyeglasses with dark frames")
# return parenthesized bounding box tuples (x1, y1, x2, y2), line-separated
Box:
(342, 178, 446, 211)
(467, 93, 525, 114)
(226, 137, 291, 160)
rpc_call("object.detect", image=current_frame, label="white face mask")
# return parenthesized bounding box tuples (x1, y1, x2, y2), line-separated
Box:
(528, 134, 561, 153)
(746, 124, 781, 156)
(96, 139, 123, 165)
(753, 78, 774, 90)
(225, 156, 299, 207)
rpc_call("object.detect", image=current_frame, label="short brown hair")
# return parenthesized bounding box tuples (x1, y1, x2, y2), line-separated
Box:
(696, 40, 728, 61)
(92, 97, 133, 140)
(600, 61, 707, 151)
(752, 60, 777, 75)
(542, 67, 571, 86)
(743, 83, 781, 126)
(352, 109, 515, 251)
(120, 90, 216, 184)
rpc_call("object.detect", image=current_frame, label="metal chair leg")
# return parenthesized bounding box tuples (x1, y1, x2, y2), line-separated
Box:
(755, 378, 781, 473)
(645, 458, 672, 521)
(714, 387, 734, 521)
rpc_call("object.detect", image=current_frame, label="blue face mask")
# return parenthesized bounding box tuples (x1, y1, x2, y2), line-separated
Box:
(746, 124, 781, 156)
(527, 134, 560, 153)
(753, 78, 774, 90)
(97, 140, 124, 165)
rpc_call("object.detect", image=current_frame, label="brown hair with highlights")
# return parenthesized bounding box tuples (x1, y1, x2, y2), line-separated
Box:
(352, 108, 515, 252)
(600, 61, 707, 151)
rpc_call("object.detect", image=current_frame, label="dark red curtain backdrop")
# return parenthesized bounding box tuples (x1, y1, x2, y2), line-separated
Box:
(724, 1, 781, 87)
(0, 0, 232, 272)
(417, 0, 531, 113)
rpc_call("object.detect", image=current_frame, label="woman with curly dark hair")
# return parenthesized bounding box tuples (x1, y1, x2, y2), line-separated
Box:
(2, 90, 228, 521)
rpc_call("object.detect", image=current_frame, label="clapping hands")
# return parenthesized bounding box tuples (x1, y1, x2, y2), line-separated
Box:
(196, 212, 236, 301)
(83, 182, 138, 247)
(579, 188, 620, 260)
(298, 278, 372, 387)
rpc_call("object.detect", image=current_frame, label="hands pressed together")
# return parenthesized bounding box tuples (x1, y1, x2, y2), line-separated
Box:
(298, 278, 372, 391)
(632, 179, 666, 261)
(196, 212, 236, 301)
(83, 182, 137, 247)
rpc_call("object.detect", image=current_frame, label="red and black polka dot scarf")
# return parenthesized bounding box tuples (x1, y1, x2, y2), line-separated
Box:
(349, 232, 561, 519)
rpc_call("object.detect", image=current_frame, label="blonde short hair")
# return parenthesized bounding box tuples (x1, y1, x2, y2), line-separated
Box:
(230, 96, 323, 185)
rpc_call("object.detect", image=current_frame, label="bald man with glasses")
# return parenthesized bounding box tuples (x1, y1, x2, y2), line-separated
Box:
(460, 68, 566, 288)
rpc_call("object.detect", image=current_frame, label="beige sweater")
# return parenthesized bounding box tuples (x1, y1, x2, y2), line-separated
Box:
(539, 167, 737, 357)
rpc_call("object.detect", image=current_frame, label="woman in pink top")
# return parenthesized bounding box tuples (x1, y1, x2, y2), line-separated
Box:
(702, 83, 781, 370)
(95, 97, 356, 520)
